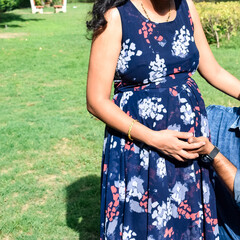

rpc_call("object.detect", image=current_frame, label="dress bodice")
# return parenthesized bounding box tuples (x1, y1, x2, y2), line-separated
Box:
(115, 0, 199, 93)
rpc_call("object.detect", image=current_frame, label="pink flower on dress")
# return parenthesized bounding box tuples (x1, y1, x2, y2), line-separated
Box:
(138, 22, 156, 44)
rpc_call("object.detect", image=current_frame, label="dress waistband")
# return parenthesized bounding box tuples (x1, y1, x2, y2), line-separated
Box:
(114, 75, 195, 94)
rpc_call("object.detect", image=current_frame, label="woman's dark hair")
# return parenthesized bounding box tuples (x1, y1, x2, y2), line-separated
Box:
(86, 0, 128, 39)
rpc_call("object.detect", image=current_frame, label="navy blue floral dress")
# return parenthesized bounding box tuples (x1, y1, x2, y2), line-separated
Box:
(100, 0, 219, 239)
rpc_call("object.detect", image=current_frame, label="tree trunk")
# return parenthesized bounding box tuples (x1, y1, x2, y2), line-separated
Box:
(227, 32, 230, 41)
(214, 30, 220, 48)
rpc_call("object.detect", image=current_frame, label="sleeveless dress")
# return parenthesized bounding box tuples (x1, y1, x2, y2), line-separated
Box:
(100, 0, 219, 239)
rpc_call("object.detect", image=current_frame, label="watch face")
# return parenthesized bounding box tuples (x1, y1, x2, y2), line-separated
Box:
(201, 155, 213, 164)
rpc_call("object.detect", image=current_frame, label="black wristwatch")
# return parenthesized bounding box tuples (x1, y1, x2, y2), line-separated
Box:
(200, 146, 220, 165)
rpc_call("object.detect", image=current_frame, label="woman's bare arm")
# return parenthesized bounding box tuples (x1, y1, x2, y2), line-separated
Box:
(187, 0, 240, 100)
(86, 8, 205, 161)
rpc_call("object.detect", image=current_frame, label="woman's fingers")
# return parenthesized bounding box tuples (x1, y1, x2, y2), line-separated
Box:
(179, 149, 199, 159)
(182, 141, 206, 150)
(187, 148, 203, 153)
(175, 131, 193, 139)
(188, 136, 194, 144)
(173, 154, 186, 162)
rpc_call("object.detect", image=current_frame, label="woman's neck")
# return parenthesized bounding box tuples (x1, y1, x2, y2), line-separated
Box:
(141, 0, 172, 16)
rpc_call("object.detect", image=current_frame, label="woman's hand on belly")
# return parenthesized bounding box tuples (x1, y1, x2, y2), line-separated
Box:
(147, 130, 205, 162)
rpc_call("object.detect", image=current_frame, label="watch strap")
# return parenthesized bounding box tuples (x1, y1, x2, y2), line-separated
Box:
(208, 146, 220, 160)
(200, 146, 220, 165)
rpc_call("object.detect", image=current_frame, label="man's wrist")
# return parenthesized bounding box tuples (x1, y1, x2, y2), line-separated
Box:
(205, 142, 215, 155)
(200, 145, 220, 165)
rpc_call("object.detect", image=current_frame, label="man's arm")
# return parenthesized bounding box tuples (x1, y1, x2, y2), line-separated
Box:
(188, 137, 240, 207)
(212, 150, 237, 196)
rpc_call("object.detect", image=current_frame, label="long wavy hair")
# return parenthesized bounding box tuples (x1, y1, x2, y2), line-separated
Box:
(86, 0, 128, 39)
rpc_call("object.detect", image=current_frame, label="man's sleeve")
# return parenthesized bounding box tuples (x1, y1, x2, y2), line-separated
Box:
(234, 169, 240, 208)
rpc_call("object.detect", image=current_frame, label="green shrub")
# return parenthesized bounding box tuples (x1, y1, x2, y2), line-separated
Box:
(196, 1, 240, 48)
(52, 0, 62, 4)
(34, 0, 42, 5)
(0, 0, 17, 11)
(17, 0, 30, 8)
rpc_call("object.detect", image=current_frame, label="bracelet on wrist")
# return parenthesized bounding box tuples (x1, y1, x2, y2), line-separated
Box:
(128, 119, 138, 141)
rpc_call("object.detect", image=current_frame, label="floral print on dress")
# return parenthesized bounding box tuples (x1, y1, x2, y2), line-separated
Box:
(171, 182, 188, 205)
(201, 114, 210, 137)
(117, 39, 142, 74)
(138, 22, 156, 44)
(140, 148, 149, 170)
(151, 198, 172, 229)
(100, 0, 219, 239)
(122, 225, 137, 240)
(156, 157, 167, 179)
(172, 25, 194, 58)
(138, 97, 167, 127)
(149, 54, 167, 84)
(114, 180, 126, 202)
(119, 91, 133, 109)
(180, 100, 196, 125)
(125, 176, 149, 214)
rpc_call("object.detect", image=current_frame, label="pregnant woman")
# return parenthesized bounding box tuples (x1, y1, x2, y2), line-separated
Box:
(86, 0, 240, 238)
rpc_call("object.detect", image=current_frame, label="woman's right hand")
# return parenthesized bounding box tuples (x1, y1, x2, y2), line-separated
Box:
(147, 130, 206, 162)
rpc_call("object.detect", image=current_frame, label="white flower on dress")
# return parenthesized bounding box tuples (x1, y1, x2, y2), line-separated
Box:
(126, 176, 144, 201)
(151, 197, 172, 229)
(114, 180, 126, 202)
(181, 84, 192, 96)
(167, 124, 181, 132)
(170, 182, 188, 205)
(138, 97, 167, 127)
(122, 225, 137, 240)
(140, 149, 149, 170)
(119, 91, 133, 109)
(200, 115, 209, 137)
(110, 135, 117, 149)
(117, 39, 142, 74)
(156, 157, 167, 179)
(147, 236, 156, 240)
(172, 25, 194, 58)
(179, 99, 195, 125)
(196, 202, 204, 229)
(149, 54, 167, 84)
(126, 176, 146, 213)
(102, 136, 108, 154)
(189, 163, 196, 182)
(106, 217, 119, 237)
(202, 180, 210, 204)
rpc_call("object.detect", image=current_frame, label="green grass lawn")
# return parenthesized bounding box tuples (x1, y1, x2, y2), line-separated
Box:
(0, 3, 239, 240)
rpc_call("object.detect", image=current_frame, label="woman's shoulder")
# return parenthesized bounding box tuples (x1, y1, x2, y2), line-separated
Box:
(185, 0, 198, 20)
(103, 7, 122, 34)
(95, 7, 122, 42)
(104, 7, 121, 23)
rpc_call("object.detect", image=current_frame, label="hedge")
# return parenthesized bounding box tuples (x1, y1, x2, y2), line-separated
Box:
(196, 1, 240, 47)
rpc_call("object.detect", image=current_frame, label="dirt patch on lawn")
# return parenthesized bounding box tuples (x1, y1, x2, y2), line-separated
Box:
(38, 174, 57, 185)
(0, 32, 28, 39)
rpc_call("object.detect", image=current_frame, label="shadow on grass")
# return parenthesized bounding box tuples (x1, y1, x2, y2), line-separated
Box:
(66, 174, 101, 240)
(0, 13, 44, 28)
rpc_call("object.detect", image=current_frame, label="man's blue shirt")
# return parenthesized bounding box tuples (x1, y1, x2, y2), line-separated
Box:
(207, 105, 240, 240)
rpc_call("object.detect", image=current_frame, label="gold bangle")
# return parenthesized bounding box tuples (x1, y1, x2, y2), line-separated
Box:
(128, 119, 138, 141)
